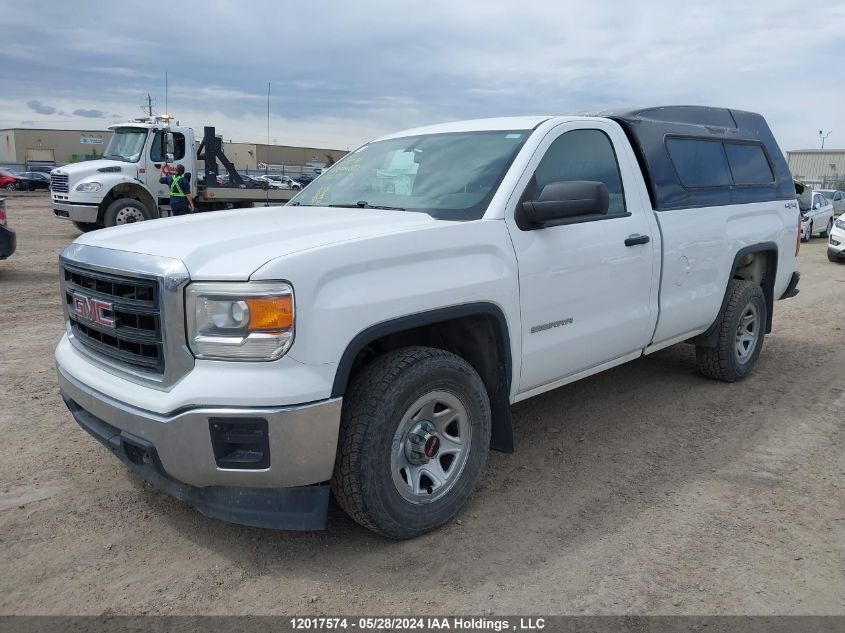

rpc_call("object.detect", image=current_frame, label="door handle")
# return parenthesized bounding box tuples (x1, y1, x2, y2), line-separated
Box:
(625, 234, 650, 247)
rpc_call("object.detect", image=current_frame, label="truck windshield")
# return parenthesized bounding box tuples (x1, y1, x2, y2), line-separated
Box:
(104, 128, 148, 163)
(288, 130, 530, 220)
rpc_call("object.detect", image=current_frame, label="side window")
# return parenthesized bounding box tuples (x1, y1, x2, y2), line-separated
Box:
(533, 129, 626, 214)
(666, 138, 732, 188)
(172, 133, 186, 160)
(149, 131, 164, 162)
(724, 142, 773, 185)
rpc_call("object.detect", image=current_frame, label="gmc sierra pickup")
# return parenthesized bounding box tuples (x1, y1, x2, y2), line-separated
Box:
(56, 106, 801, 539)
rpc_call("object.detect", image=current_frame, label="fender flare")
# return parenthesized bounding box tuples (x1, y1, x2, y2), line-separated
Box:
(692, 242, 778, 347)
(102, 180, 160, 220)
(331, 302, 515, 453)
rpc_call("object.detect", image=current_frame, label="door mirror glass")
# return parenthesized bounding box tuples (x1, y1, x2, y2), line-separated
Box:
(165, 132, 175, 155)
(518, 180, 609, 228)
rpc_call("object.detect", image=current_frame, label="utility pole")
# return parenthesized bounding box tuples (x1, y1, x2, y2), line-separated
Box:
(141, 94, 155, 117)
(820, 130, 832, 149)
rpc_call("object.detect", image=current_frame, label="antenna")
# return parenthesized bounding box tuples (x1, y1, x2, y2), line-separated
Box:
(266, 81, 271, 207)
(165, 72, 168, 115)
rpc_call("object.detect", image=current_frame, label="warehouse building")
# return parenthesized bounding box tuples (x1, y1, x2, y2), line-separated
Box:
(0, 127, 346, 172)
(787, 149, 845, 190)
(0, 128, 112, 169)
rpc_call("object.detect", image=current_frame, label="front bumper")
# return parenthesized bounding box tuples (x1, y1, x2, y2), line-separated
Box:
(829, 225, 845, 257)
(0, 225, 16, 259)
(58, 366, 342, 530)
(53, 201, 99, 223)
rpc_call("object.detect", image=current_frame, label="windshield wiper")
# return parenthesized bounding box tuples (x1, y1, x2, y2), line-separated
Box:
(329, 201, 405, 211)
(103, 154, 127, 162)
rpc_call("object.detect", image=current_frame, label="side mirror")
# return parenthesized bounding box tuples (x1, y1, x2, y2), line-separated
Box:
(517, 180, 609, 229)
(814, 203, 821, 210)
(165, 132, 175, 155)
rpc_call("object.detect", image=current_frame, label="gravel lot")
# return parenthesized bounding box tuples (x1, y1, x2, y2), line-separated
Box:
(1, 193, 843, 615)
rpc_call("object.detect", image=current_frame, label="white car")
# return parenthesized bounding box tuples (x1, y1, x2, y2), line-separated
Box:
(800, 190, 834, 241)
(828, 215, 845, 263)
(817, 189, 845, 217)
(258, 174, 302, 190)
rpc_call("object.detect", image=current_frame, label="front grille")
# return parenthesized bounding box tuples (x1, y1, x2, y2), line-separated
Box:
(51, 173, 69, 193)
(63, 265, 164, 374)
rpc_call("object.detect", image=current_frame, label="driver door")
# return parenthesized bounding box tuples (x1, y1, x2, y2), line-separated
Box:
(506, 122, 660, 394)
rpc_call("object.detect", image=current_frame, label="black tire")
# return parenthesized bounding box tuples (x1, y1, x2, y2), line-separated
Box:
(829, 251, 843, 263)
(696, 280, 767, 382)
(820, 217, 833, 238)
(332, 346, 491, 539)
(802, 221, 812, 242)
(4, 183, 14, 191)
(103, 198, 151, 227)
(72, 221, 99, 233)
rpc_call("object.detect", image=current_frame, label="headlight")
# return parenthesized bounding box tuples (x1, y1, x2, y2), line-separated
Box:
(836, 218, 845, 230)
(186, 282, 294, 361)
(75, 182, 102, 192)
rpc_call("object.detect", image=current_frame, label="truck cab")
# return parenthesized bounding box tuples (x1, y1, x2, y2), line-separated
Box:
(51, 117, 196, 231)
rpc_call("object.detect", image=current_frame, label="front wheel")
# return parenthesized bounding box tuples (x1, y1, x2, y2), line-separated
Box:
(829, 251, 844, 263)
(332, 347, 491, 539)
(103, 198, 151, 227)
(4, 183, 14, 191)
(696, 280, 767, 382)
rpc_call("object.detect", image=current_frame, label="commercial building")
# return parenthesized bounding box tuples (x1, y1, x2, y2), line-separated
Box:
(787, 149, 845, 190)
(0, 128, 112, 169)
(0, 127, 347, 172)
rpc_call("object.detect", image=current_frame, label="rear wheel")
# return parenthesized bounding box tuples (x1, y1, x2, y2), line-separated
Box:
(332, 346, 491, 539)
(103, 198, 151, 227)
(4, 183, 14, 191)
(821, 217, 833, 238)
(696, 280, 767, 382)
(72, 221, 99, 233)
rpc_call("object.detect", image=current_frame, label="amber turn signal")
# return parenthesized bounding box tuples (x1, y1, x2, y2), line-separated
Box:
(245, 296, 293, 331)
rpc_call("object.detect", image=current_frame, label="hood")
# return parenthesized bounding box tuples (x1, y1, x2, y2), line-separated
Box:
(75, 206, 439, 279)
(53, 159, 135, 179)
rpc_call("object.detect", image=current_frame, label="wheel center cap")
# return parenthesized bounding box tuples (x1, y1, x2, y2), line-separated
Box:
(404, 420, 439, 465)
(424, 435, 440, 458)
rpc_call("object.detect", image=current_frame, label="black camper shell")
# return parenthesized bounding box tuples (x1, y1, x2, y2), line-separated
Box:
(597, 106, 795, 211)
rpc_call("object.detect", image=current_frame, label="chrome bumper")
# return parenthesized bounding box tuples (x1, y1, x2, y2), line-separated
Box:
(53, 201, 99, 222)
(57, 365, 342, 489)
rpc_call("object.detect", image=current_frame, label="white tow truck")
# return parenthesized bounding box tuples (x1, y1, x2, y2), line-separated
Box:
(50, 117, 294, 231)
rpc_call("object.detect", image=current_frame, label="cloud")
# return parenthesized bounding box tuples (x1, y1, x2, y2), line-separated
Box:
(4, 1, 845, 151)
(27, 100, 56, 115)
(72, 108, 106, 118)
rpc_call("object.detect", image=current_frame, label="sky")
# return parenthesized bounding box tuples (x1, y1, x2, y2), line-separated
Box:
(1, 0, 843, 152)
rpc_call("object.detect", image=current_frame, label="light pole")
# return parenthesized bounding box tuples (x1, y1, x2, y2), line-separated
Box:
(820, 130, 832, 149)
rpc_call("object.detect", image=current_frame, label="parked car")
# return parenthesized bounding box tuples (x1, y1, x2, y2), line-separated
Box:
(0, 169, 18, 191)
(827, 215, 845, 263)
(15, 171, 51, 191)
(294, 173, 316, 185)
(799, 190, 834, 241)
(0, 198, 17, 260)
(259, 174, 302, 190)
(817, 189, 845, 217)
(55, 106, 800, 538)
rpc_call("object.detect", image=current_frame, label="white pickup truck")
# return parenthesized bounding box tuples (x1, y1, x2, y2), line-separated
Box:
(56, 106, 801, 539)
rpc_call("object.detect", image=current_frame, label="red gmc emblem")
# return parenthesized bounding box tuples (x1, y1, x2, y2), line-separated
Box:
(71, 292, 115, 329)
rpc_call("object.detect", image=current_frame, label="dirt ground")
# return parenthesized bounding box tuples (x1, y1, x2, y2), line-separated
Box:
(0, 193, 843, 616)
